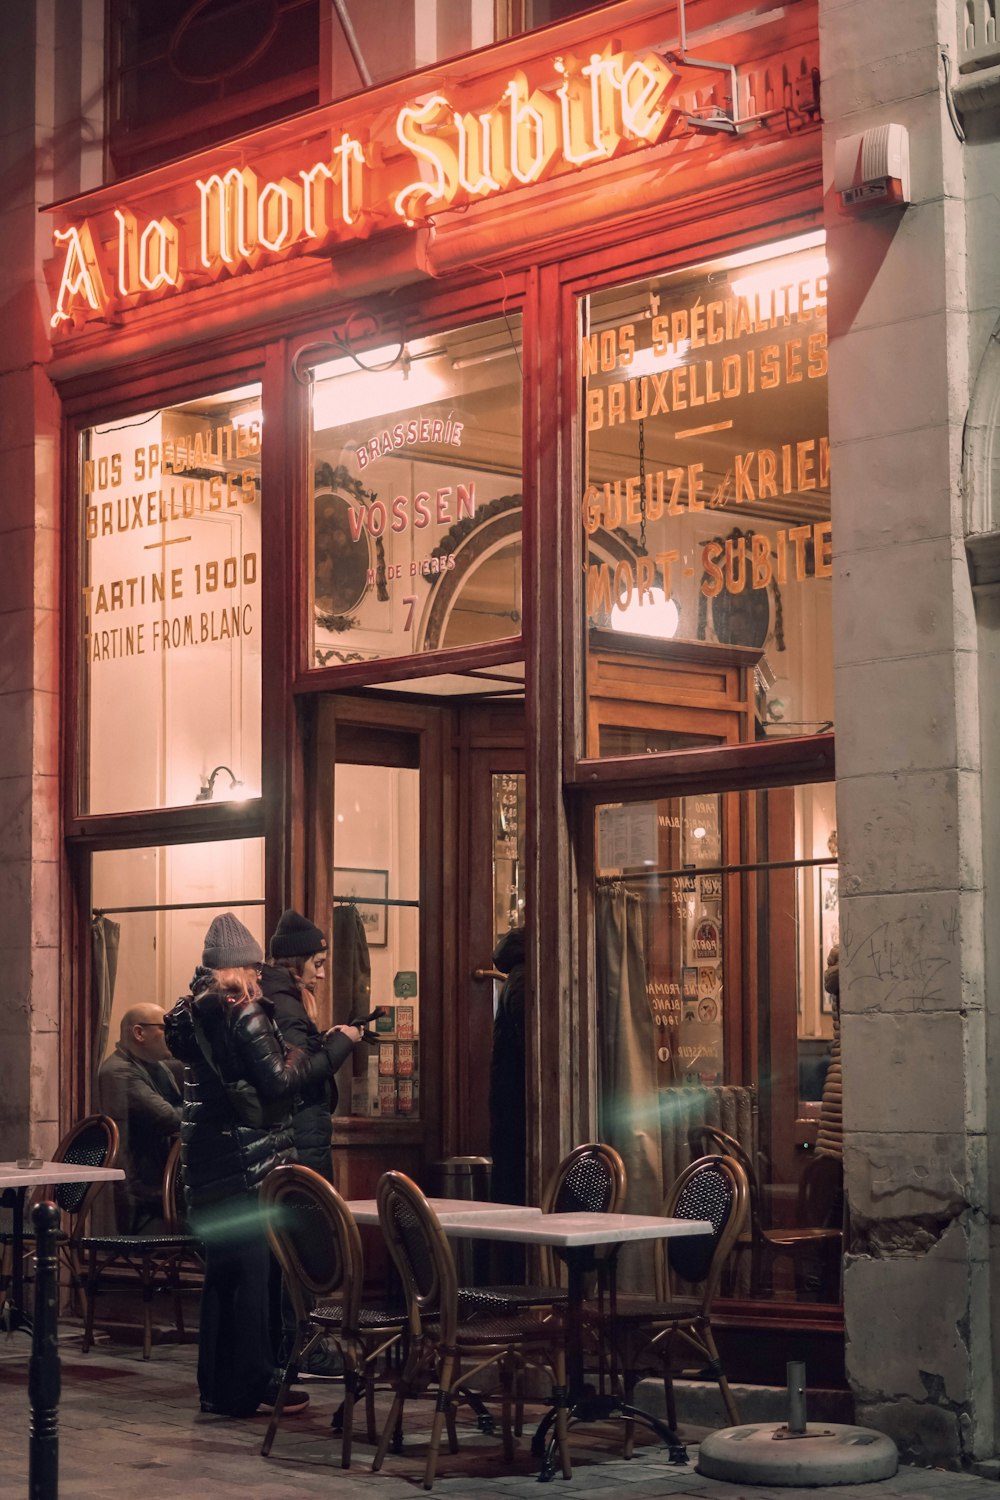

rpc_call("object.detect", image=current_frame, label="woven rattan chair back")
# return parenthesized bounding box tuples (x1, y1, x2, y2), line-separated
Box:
(538, 1142, 626, 1280)
(33, 1114, 120, 1232)
(260, 1165, 359, 1331)
(376, 1170, 458, 1344)
(659, 1154, 748, 1311)
(546, 1142, 627, 1215)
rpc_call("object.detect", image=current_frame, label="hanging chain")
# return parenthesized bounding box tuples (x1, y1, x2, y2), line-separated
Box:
(638, 417, 647, 553)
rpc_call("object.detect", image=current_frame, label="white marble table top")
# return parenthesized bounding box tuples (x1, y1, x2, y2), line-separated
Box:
(0, 1162, 124, 1190)
(346, 1196, 541, 1226)
(426, 1209, 713, 1247)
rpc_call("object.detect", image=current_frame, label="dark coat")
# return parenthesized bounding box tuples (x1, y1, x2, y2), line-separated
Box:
(259, 964, 354, 1179)
(489, 927, 527, 1206)
(97, 1045, 182, 1228)
(164, 981, 334, 1211)
(332, 903, 372, 1018)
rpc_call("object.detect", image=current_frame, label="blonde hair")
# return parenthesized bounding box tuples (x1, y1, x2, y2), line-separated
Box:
(212, 966, 261, 1003)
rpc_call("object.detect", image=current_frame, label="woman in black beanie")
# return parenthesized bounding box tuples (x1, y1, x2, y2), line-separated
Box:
(164, 911, 358, 1418)
(261, 909, 362, 1180)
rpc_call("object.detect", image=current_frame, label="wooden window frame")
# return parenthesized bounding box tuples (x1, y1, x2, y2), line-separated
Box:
(290, 270, 533, 693)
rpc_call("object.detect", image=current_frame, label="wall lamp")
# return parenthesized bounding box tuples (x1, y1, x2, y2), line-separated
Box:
(196, 765, 246, 802)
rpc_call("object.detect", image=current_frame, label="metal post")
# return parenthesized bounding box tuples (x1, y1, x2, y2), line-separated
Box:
(28, 1201, 60, 1500)
(786, 1360, 807, 1435)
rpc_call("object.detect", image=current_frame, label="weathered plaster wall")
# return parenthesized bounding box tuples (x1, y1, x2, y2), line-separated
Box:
(0, 0, 102, 1157)
(958, 6, 1000, 1471)
(821, 0, 993, 1466)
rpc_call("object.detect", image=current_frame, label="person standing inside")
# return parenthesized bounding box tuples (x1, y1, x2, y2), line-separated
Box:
(489, 925, 527, 1207)
(261, 909, 361, 1180)
(98, 1004, 182, 1232)
(164, 912, 353, 1418)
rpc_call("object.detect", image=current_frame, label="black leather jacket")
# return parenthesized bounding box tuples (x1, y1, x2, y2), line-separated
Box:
(260, 965, 354, 1179)
(165, 981, 334, 1209)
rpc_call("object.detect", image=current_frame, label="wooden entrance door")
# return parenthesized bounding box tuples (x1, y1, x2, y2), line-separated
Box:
(310, 694, 525, 1208)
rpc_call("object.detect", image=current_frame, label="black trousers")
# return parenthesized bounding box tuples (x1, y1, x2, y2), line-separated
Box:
(194, 1195, 275, 1415)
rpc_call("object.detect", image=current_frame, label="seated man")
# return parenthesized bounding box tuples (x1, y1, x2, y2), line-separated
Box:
(98, 1005, 182, 1232)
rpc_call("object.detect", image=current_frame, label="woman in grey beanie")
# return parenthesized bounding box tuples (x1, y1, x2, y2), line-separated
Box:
(164, 911, 358, 1418)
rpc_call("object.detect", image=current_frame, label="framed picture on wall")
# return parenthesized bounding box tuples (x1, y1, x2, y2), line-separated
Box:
(334, 866, 389, 946)
(819, 865, 839, 1013)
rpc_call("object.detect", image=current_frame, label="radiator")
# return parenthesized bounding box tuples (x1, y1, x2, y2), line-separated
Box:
(610, 1082, 757, 1294)
(658, 1082, 758, 1189)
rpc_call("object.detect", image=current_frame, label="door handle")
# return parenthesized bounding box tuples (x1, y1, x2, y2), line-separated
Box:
(472, 966, 506, 982)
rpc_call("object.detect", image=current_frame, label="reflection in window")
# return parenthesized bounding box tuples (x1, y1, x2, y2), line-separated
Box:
(91, 839, 265, 1061)
(334, 763, 420, 1118)
(595, 783, 842, 1303)
(493, 772, 526, 945)
(327, 1, 610, 99)
(79, 385, 262, 814)
(580, 235, 832, 756)
(309, 315, 522, 668)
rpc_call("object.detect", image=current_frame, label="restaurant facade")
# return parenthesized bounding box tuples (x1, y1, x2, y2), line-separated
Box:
(2, 0, 999, 1471)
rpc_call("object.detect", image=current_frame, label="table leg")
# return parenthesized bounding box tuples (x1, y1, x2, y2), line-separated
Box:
(3, 1186, 30, 1333)
(531, 1252, 689, 1481)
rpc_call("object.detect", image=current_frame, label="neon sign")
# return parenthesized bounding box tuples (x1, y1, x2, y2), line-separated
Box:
(50, 45, 679, 330)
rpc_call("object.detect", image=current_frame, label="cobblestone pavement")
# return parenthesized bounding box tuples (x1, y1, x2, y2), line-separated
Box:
(1, 1334, 997, 1500)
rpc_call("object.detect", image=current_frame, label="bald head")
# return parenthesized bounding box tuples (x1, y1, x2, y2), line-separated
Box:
(120, 1004, 170, 1061)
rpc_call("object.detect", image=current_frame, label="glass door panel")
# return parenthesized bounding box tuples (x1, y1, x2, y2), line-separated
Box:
(332, 761, 421, 1120)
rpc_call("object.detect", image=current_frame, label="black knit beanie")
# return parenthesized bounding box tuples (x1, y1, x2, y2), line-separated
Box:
(202, 912, 264, 969)
(269, 909, 327, 960)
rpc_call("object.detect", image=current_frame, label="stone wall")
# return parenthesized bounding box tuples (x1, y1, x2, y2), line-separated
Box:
(821, 0, 994, 1466)
(0, 1, 103, 1158)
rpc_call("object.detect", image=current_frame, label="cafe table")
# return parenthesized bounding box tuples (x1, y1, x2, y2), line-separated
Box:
(0, 1160, 125, 1332)
(350, 1197, 710, 1480)
(346, 1196, 541, 1225)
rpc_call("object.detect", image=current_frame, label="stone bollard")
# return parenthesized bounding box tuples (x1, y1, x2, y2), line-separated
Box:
(28, 1200, 61, 1500)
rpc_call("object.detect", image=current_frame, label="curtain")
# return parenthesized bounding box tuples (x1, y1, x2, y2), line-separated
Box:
(596, 883, 663, 1292)
(91, 914, 120, 1098)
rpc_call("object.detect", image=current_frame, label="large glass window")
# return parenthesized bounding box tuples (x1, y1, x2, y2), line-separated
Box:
(78, 384, 262, 814)
(309, 315, 522, 668)
(595, 781, 841, 1303)
(328, 2, 610, 98)
(579, 236, 831, 758)
(91, 838, 265, 1057)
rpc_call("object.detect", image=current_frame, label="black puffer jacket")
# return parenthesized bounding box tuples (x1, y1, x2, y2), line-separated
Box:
(259, 964, 354, 1179)
(165, 979, 335, 1209)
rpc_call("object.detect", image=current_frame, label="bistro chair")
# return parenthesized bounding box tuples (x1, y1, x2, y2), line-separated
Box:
(79, 1139, 202, 1359)
(2, 1114, 120, 1306)
(607, 1153, 748, 1450)
(372, 1170, 571, 1491)
(689, 1125, 842, 1300)
(259, 1165, 407, 1468)
(458, 1141, 628, 1320)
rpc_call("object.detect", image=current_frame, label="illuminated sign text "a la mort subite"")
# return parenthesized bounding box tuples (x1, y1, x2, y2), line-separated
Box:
(51, 46, 679, 328)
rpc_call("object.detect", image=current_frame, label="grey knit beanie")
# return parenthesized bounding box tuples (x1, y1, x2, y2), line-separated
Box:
(202, 911, 263, 969)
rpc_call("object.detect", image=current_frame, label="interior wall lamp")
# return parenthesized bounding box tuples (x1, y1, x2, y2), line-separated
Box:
(196, 765, 245, 802)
